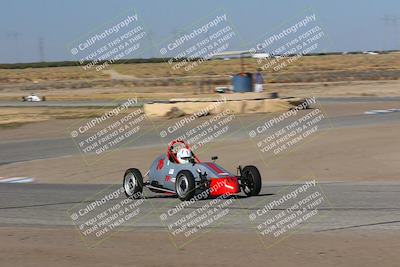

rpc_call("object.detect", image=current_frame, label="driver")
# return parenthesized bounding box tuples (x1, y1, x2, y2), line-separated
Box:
(176, 148, 193, 164)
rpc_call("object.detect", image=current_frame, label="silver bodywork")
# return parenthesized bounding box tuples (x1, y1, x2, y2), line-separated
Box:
(148, 154, 234, 191)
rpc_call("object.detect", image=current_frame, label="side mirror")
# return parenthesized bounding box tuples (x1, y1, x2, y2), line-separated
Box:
(211, 156, 218, 161)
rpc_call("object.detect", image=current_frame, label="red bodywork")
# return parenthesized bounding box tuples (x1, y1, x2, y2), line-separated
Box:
(209, 177, 240, 196)
(206, 162, 240, 196)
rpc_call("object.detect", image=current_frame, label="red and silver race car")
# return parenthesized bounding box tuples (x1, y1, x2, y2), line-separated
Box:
(123, 140, 262, 201)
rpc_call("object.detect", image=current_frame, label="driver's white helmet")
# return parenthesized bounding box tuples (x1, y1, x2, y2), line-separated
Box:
(176, 148, 192, 164)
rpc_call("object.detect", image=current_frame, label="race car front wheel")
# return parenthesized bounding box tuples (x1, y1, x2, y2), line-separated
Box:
(241, 165, 262, 196)
(123, 168, 143, 199)
(175, 170, 195, 201)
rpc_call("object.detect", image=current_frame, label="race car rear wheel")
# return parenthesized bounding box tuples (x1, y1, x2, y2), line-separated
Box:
(241, 165, 262, 196)
(123, 168, 143, 199)
(175, 170, 195, 201)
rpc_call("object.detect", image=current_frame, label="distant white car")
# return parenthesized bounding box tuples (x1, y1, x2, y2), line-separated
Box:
(22, 94, 46, 102)
(363, 51, 379, 55)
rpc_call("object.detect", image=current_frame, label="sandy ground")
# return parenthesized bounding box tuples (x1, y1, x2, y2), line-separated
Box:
(1, 99, 399, 267)
(2, 79, 400, 128)
(0, 107, 119, 127)
(2, 46, 400, 267)
(269, 80, 400, 98)
(0, 123, 399, 184)
(0, 98, 397, 141)
(0, 227, 398, 267)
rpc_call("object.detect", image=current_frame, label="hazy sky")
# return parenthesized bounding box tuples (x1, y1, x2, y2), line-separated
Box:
(0, 0, 399, 63)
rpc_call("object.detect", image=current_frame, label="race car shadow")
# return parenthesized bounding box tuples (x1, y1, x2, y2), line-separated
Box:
(142, 192, 274, 200)
(231, 193, 274, 199)
(144, 194, 176, 199)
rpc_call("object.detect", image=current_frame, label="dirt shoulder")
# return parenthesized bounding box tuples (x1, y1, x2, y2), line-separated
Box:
(0, 227, 398, 267)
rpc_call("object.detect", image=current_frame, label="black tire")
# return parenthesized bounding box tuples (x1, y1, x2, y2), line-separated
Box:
(42, 96, 46, 101)
(242, 165, 262, 196)
(175, 170, 196, 201)
(123, 168, 143, 199)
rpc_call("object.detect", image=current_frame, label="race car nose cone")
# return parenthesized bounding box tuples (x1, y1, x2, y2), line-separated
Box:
(209, 177, 240, 197)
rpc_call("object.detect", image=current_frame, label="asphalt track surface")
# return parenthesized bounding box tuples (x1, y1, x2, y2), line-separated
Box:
(0, 182, 399, 232)
(1, 97, 400, 235)
(1, 97, 400, 165)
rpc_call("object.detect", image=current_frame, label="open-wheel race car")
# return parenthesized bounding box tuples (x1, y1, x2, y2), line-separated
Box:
(123, 140, 262, 201)
(22, 93, 46, 102)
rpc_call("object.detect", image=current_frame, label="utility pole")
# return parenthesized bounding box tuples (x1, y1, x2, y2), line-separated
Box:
(38, 36, 45, 62)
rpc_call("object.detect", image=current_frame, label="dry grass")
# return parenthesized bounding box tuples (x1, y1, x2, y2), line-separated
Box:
(0, 53, 399, 83)
(0, 66, 107, 84)
(0, 53, 399, 113)
(113, 53, 400, 77)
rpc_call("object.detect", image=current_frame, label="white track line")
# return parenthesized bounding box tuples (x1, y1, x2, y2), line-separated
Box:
(0, 177, 34, 183)
(364, 108, 400, 115)
(10, 178, 34, 183)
